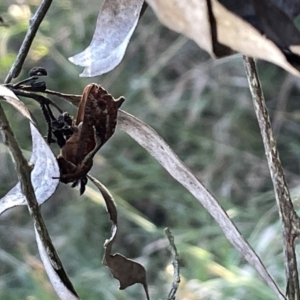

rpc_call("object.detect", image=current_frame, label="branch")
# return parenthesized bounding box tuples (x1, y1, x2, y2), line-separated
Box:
(44, 89, 81, 106)
(0, 105, 33, 201)
(11, 88, 63, 113)
(0, 103, 45, 260)
(4, 0, 52, 84)
(0, 98, 77, 296)
(165, 228, 180, 300)
(1, 0, 78, 294)
(243, 56, 300, 299)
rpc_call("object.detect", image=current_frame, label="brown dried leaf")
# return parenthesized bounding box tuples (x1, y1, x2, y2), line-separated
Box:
(103, 226, 149, 299)
(88, 175, 150, 300)
(104, 252, 149, 292)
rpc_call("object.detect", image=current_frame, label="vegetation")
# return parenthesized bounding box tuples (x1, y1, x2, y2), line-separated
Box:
(1, 1, 300, 299)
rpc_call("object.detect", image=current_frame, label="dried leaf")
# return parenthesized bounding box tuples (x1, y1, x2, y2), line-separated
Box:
(0, 86, 59, 215)
(146, 0, 300, 76)
(117, 110, 286, 300)
(88, 175, 150, 299)
(0, 85, 36, 123)
(69, 0, 144, 77)
(35, 228, 80, 300)
(103, 227, 149, 299)
(88, 174, 118, 224)
(104, 251, 149, 292)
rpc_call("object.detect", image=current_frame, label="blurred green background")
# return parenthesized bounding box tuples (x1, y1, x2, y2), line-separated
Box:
(1, 1, 300, 299)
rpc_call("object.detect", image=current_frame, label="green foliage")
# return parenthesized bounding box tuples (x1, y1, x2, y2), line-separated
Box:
(1, 0, 300, 299)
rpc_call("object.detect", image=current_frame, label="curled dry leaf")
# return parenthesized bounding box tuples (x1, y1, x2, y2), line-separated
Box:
(0, 85, 59, 215)
(88, 175, 150, 300)
(69, 0, 144, 77)
(58, 83, 124, 194)
(104, 244, 149, 296)
(146, 0, 300, 76)
(117, 110, 286, 300)
(87, 174, 118, 224)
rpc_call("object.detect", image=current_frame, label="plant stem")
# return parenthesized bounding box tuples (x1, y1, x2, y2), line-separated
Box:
(4, 0, 52, 83)
(243, 56, 300, 300)
(165, 228, 180, 300)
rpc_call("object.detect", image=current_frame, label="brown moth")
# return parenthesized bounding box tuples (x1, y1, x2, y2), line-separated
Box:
(57, 83, 125, 194)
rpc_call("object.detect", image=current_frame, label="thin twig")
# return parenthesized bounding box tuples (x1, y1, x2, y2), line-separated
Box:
(165, 228, 180, 300)
(0, 104, 46, 260)
(0, 100, 77, 295)
(44, 89, 81, 106)
(4, 0, 52, 84)
(11, 88, 63, 113)
(243, 56, 300, 300)
(1, 0, 77, 293)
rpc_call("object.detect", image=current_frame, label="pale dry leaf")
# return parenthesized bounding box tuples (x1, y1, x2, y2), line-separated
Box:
(145, 0, 300, 76)
(146, 0, 214, 55)
(0, 86, 59, 215)
(35, 228, 80, 300)
(117, 110, 286, 300)
(0, 85, 36, 123)
(69, 0, 144, 77)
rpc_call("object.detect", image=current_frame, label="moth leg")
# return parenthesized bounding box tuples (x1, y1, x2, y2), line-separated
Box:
(79, 176, 88, 195)
(67, 176, 87, 195)
(58, 160, 93, 185)
(71, 180, 79, 188)
(52, 130, 66, 148)
(40, 102, 56, 144)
